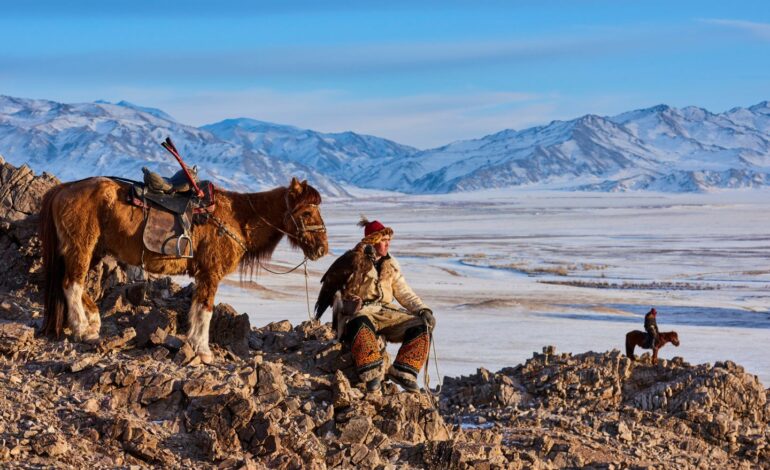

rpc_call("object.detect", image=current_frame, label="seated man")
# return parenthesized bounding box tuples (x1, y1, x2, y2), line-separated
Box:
(644, 308, 659, 348)
(316, 217, 435, 393)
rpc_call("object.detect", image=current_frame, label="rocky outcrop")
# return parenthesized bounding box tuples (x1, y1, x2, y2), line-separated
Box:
(0, 157, 58, 296)
(0, 271, 461, 468)
(1, 278, 768, 469)
(441, 346, 770, 468)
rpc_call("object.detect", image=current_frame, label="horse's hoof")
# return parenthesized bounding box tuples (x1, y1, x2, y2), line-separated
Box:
(197, 351, 214, 365)
(83, 325, 100, 343)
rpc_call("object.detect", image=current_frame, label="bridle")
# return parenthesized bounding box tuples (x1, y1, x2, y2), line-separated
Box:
(283, 192, 326, 239)
(238, 190, 326, 246)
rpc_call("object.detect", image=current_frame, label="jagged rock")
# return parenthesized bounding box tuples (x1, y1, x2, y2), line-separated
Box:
(183, 377, 221, 398)
(0, 160, 57, 296)
(332, 370, 353, 410)
(255, 362, 286, 403)
(174, 342, 199, 366)
(139, 373, 176, 404)
(163, 334, 184, 351)
(0, 297, 32, 321)
(185, 392, 257, 459)
(0, 320, 34, 355)
(209, 303, 250, 358)
(99, 327, 136, 351)
(132, 309, 176, 348)
(124, 282, 147, 306)
(241, 414, 283, 457)
(0, 159, 57, 221)
(69, 354, 100, 373)
(85, 256, 129, 304)
(339, 416, 372, 444)
(31, 433, 68, 457)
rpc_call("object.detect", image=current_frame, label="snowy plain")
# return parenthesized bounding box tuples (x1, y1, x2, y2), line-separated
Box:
(202, 189, 770, 387)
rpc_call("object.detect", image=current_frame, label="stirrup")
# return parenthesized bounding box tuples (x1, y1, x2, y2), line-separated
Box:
(176, 234, 193, 258)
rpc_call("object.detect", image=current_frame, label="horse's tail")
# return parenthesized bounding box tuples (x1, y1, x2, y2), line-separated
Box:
(40, 185, 67, 338)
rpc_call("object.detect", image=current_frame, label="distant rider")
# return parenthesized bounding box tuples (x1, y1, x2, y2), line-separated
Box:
(644, 308, 659, 348)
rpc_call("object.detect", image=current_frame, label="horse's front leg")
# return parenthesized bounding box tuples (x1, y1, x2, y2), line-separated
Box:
(187, 275, 220, 364)
(651, 347, 659, 365)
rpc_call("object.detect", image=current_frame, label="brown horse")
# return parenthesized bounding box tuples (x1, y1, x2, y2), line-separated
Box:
(39, 176, 328, 363)
(625, 330, 680, 365)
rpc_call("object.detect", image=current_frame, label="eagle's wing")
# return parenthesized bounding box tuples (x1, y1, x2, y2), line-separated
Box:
(314, 247, 362, 320)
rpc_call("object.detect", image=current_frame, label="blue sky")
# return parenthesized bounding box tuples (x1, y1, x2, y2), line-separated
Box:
(1, 0, 769, 148)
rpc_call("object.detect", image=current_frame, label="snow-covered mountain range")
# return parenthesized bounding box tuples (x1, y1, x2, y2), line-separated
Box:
(0, 96, 351, 196)
(1, 94, 769, 194)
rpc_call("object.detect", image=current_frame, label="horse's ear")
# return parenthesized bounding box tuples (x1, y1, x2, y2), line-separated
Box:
(289, 177, 303, 195)
(301, 179, 308, 189)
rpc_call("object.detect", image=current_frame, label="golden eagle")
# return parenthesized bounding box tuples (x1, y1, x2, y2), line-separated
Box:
(314, 242, 376, 330)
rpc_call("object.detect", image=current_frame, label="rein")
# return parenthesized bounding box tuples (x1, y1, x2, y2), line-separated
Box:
(421, 317, 453, 438)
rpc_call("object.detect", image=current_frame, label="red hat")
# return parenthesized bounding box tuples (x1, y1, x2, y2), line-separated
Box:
(358, 216, 393, 243)
(648, 308, 657, 316)
(364, 220, 386, 236)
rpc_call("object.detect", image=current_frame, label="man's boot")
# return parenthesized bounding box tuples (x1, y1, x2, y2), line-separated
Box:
(387, 325, 430, 393)
(344, 316, 383, 390)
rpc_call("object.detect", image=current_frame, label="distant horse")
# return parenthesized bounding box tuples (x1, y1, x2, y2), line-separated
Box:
(625, 330, 680, 365)
(39, 176, 328, 363)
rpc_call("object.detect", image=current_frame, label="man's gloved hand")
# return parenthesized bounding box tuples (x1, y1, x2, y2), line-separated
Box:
(417, 308, 435, 329)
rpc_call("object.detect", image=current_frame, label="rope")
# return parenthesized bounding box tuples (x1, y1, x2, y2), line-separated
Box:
(304, 261, 313, 321)
(256, 257, 308, 275)
(422, 318, 443, 398)
(255, 257, 312, 321)
(421, 316, 454, 439)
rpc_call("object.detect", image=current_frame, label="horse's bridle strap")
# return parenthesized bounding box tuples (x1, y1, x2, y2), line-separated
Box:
(286, 201, 326, 235)
(209, 215, 248, 252)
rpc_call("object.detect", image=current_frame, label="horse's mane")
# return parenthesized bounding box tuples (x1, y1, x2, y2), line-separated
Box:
(237, 182, 322, 278)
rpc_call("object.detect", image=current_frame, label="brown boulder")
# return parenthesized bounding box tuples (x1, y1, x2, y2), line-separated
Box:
(209, 303, 251, 357)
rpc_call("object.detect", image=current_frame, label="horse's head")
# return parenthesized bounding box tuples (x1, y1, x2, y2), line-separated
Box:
(669, 331, 680, 347)
(284, 177, 328, 260)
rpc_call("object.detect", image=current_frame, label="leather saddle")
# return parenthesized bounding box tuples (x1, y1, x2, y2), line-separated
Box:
(117, 177, 216, 258)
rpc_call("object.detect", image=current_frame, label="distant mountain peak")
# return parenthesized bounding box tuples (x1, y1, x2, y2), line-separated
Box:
(1, 94, 769, 195)
(749, 101, 770, 114)
(648, 103, 671, 113)
(98, 100, 178, 122)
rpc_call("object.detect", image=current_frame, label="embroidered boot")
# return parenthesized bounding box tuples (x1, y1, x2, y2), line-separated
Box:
(387, 325, 430, 393)
(344, 316, 383, 388)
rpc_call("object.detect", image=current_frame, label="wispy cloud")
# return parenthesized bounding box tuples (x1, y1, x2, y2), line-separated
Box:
(699, 18, 770, 40)
(0, 30, 665, 83)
